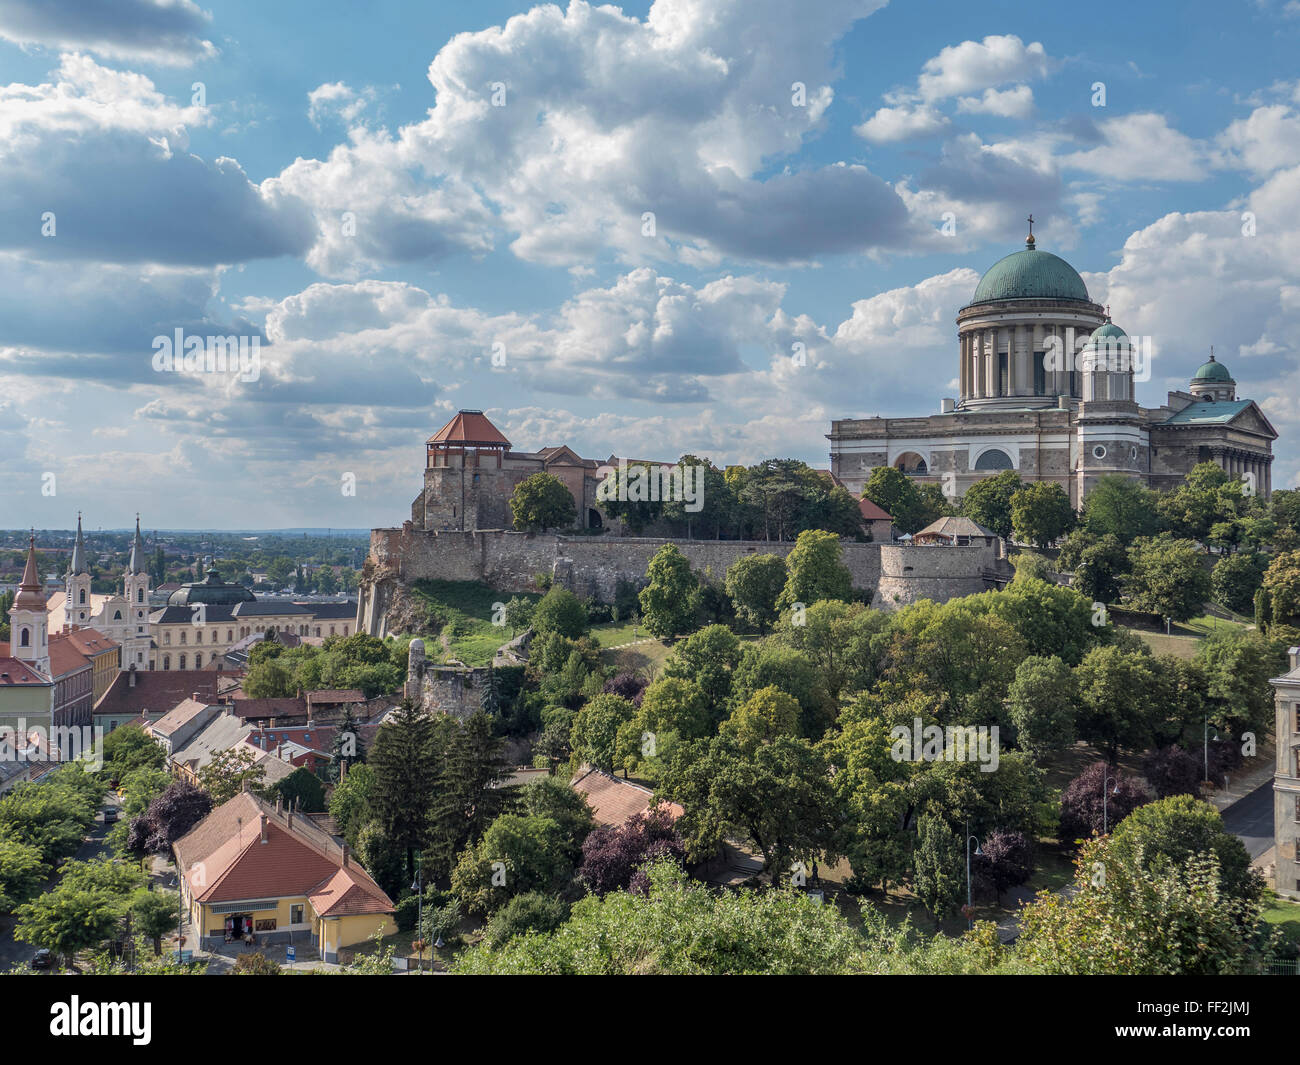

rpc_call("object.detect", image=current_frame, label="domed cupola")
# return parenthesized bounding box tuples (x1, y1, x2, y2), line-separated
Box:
(167, 569, 257, 607)
(1079, 313, 1134, 402)
(1189, 350, 1235, 402)
(966, 235, 1092, 307)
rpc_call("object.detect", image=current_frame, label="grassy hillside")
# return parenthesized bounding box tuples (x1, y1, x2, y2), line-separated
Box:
(408, 580, 540, 666)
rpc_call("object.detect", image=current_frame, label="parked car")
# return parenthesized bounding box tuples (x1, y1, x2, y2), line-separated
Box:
(103, 808, 119, 824)
(30, 949, 55, 970)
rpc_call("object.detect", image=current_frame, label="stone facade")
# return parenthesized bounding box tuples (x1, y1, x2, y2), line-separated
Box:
(1272, 647, 1300, 898)
(874, 542, 1005, 610)
(829, 239, 1277, 509)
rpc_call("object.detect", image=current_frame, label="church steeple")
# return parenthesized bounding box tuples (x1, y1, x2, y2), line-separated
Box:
(66, 513, 92, 625)
(128, 514, 145, 575)
(10, 531, 50, 674)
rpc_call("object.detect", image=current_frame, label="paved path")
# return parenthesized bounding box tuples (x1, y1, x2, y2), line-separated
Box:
(1222, 780, 1274, 860)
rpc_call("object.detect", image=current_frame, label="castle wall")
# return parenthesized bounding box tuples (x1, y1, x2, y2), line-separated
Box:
(873, 543, 1001, 610)
(359, 528, 888, 634)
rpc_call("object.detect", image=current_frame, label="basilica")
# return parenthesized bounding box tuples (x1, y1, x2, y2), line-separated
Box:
(828, 226, 1277, 506)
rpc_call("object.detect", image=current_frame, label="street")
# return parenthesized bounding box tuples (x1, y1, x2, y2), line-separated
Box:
(1223, 780, 1274, 860)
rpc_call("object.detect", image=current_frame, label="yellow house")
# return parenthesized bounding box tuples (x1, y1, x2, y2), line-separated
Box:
(173, 788, 393, 963)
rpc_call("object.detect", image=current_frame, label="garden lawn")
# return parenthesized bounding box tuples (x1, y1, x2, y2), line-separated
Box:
(408, 580, 540, 666)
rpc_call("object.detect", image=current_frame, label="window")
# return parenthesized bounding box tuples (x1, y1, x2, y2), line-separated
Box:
(1033, 352, 1046, 394)
(164, 631, 171, 645)
(290, 904, 304, 924)
(113, 610, 122, 620)
(19, 628, 29, 647)
(194, 653, 202, 668)
(163, 655, 170, 670)
(1294, 795, 1300, 823)
(227, 629, 233, 642)
(180, 631, 187, 645)
(79, 588, 86, 604)
(1092, 444, 1107, 460)
(179, 654, 187, 670)
(973, 448, 1013, 472)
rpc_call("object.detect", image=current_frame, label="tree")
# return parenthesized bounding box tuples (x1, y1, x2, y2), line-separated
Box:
(484, 892, 569, 948)
(450, 813, 574, 914)
(912, 813, 964, 918)
(570, 694, 637, 773)
(776, 529, 851, 613)
(126, 779, 212, 856)
(130, 888, 180, 955)
(1058, 762, 1150, 841)
(972, 829, 1034, 903)
(1196, 631, 1287, 739)
(961, 470, 1022, 540)
(1081, 475, 1160, 543)
(1073, 645, 1160, 760)
(370, 698, 444, 882)
(579, 806, 685, 895)
(1019, 836, 1272, 975)
(1124, 535, 1212, 621)
(661, 624, 742, 721)
(1010, 482, 1074, 547)
(1211, 551, 1268, 615)
(0, 835, 47, 912)
(510, 472, 578, 531)
(722, 686, 801, 751)
(1060, 532, 1129, 605)
(530, 586, 589, 639)
(329, 705, 366, 782)
(517, 776, 595, 862)
(13, 888, 124, 969)
(1004, 655, 1077, 761)
(597, 462, 663, 534)
(729, 643, 834, 740)
(328, 762, 375, 849)
(197, 747, 266, 804)
(454, 861, 869, 975)
(1110, 794, 1262, 903)
(100, 724, 166, 781)
(724, 554, 787, 633)
(638, 543, 698, 638)
(1141, 746, 1201, 800)
(862, 466, 926, 535)
(1262, 550, 1300, 627)
(268, 767, 327, 813)
(426, 711, 515, 877)
(659, 734, 833, 878)
(244, 657, 296, 698)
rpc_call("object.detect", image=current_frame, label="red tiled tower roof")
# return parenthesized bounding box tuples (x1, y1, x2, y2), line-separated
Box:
(13, 533, 44, 612)
(427, 410, 511, 448)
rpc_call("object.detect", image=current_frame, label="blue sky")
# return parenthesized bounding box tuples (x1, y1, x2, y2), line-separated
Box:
(1, 0, 1298, 528)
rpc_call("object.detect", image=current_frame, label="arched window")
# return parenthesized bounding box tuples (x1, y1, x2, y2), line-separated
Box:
(137, 588, 144, 603)
(79, 588, 86, 604)
(974, 448, 1014, 472)
(894, 452, 928, 474)
(163, 655, 170, 670)
(194, 653, 202, 669)
(113, 610, 122, 620)
(19, 627, 30, 647)
(178, 654, 187, 670)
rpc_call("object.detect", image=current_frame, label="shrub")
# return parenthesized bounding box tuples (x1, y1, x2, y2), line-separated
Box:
(484, 892, 569, 948)
(1142, 746, 1201, 799)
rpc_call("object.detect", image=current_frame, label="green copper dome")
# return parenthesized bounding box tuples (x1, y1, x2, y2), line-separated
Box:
(1192, 356, 1232, 382)
(167, 569, 257, 607)
(969, 243, 1091, 305)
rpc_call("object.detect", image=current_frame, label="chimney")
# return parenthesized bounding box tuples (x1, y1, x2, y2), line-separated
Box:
(275, 794, 282, 814)
(191, 692, 199, 703)
(1290, 646, 1300, 672)
(259, 814, 268, 843)
(128, 664, 137, 688)
(341, 844, 349, 869)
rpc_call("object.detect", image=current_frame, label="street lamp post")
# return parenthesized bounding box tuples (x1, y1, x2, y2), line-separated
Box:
(965, 818, 983, 930)
(412, 852, 424, 974)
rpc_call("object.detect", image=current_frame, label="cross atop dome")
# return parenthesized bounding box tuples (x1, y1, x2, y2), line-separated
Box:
(1025, 213, 1035, 248)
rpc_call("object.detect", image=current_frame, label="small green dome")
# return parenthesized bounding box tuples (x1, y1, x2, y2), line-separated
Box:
(969, 243, 1091, 305)
(1192, 356, 1232, 382)
(1082, 322, 1128, 349)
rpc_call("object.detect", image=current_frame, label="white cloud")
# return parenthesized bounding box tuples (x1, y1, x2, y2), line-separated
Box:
(0, 0, 217, 66)
(956, 84, 1035, 119)
(1063, 112, 1215, 182)
(855, 103, 950, 142)
(1218, 103, 1300, 175)
(917, 35, 1049, 101)
(307, 82, 379, 128)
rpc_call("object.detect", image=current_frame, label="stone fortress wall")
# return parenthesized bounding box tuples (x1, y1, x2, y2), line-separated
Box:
(357, 525, 1008, 637)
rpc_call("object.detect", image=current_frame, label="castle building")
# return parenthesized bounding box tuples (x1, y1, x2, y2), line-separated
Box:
(413, 410, 609, 532)
(828, 226, 1277, 506)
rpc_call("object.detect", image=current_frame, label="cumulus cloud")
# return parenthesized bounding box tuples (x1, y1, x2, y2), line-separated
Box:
(855, 103, 950, 142)
(307, 82, 379, 128)
(0, 0, 217, 66)
(1218, 102, 1300, 175)
(271, 0, 915, 274)
(917, 35, 1049, 101)
(0, 55, 314, 265)
(1063, 112, 1215, 182)
(956, 84, 1035, 119)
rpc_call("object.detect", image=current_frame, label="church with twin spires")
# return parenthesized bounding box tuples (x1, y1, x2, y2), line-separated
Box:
(828, 222, 1277, 507)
